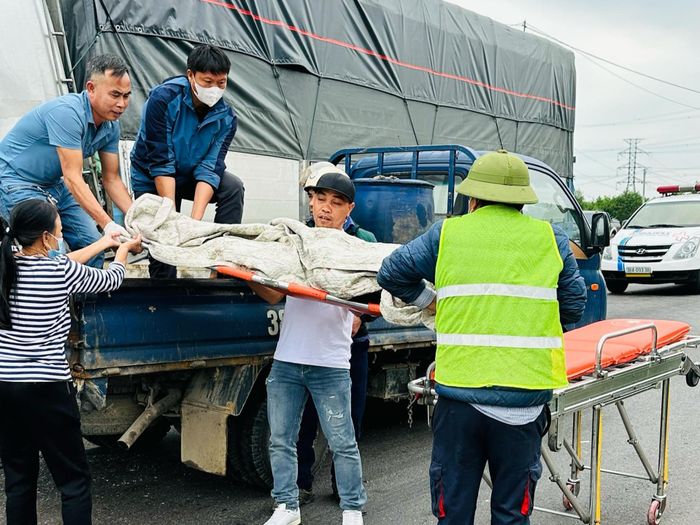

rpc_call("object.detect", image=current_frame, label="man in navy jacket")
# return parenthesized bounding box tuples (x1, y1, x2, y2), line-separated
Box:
(130, 44, 244, 278)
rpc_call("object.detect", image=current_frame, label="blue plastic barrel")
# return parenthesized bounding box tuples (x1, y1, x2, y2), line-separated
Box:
(351, 178, 434, 244)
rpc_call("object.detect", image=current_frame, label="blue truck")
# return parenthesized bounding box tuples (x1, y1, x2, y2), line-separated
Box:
(71, 145, 609, 489)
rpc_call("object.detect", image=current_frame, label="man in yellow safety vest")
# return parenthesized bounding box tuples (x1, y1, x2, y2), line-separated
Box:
(377, 149, 587, 524)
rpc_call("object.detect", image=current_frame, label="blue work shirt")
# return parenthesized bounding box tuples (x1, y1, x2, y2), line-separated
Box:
(130, 76, 237, 193)
(0, 91, 120, 186)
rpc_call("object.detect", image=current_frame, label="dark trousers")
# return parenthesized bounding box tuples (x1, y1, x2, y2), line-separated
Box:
(296, 339, 369, 490)
(0, 381, 92, 525)
(430, 397, 546, 525)
(134, 170, 245, 279)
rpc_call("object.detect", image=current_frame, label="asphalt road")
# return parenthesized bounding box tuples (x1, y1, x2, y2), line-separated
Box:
(3, 283, 700, 525)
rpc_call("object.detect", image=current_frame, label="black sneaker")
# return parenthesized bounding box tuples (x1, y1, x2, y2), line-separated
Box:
(299, 488, 315, 506)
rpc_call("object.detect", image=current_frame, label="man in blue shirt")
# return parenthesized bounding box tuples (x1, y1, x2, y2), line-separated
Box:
(0, 54, 134, 267)
(130, 44, 245, 278)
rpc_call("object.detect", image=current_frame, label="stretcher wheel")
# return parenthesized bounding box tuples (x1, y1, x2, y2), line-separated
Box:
(647, 499, 663, 525)
(686, 369, 699, 387)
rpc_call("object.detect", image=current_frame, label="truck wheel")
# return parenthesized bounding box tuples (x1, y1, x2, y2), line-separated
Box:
(83, 417, 172, 451)
(605, 278, 628, 294)
(228, 396, 328, 490)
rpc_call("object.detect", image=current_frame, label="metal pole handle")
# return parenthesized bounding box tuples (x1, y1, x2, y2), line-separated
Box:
(594, 322, 658, 378)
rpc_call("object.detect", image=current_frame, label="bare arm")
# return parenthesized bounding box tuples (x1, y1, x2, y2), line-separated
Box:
(114, 236, 143, 265)
(248, 282, 285, 304)
(57, 147, 111, 228)
(191, 181, 214, 221)
(67, 233, 119, 264)
(352, 314, 361, 336)
(99, 151, 133, 214)
(154, 176, 176, 202)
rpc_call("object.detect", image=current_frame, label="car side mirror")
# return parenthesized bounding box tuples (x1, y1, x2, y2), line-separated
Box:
(590, 212, 610, 249)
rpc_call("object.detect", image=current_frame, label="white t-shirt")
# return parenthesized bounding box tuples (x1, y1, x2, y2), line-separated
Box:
(274, 296, 353, 369)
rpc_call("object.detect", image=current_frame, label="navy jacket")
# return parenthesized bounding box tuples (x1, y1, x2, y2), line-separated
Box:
(130, 76, 237, 193)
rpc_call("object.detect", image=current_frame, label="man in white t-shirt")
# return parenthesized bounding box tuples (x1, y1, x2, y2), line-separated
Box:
(253, 163, 366, 525)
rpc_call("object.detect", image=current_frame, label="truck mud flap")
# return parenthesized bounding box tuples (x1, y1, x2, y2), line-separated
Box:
(180, 364, 264, 475)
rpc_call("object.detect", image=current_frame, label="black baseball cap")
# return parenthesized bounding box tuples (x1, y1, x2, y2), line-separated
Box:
(303, 162, 355, 202)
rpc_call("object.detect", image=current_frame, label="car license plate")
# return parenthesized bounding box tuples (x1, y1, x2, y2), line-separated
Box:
(625, 265, 652, 276)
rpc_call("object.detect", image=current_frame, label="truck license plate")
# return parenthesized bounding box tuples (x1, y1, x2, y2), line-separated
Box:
(625, 265, 652, 276)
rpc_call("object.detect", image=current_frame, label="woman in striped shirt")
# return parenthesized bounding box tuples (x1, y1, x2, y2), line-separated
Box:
(0, 199, 141, 525)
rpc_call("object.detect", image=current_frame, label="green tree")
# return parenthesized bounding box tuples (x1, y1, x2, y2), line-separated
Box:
(573, 189, 644, 221)
(574, 189, 594, 210)
(598, 191, 644, 221)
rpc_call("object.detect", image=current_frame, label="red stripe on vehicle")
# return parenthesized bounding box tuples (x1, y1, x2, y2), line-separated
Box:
(200, 0, 576, 111)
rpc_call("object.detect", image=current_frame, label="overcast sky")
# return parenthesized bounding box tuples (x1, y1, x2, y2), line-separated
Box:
(445, 0, 700, 199)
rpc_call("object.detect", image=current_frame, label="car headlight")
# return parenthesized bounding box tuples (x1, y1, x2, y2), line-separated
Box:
(603, 246, 613, 260)
(673, 237, 700, 259)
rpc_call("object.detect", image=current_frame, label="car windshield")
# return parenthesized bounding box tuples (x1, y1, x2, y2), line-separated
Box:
(626, 201, 700, 228)
(522, 170, 583, 245)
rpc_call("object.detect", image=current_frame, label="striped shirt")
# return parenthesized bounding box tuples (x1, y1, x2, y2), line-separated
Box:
(0, 255, 125, 382)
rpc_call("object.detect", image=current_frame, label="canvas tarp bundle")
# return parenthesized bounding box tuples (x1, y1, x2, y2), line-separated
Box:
(62, 0, 576, 177)
(124, 193, 430, 325)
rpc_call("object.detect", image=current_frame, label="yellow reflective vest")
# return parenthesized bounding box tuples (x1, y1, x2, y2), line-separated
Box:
(434, 205, 568, 390)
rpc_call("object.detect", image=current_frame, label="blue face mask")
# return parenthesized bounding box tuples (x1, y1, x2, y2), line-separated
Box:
(48, 233, 66, 259)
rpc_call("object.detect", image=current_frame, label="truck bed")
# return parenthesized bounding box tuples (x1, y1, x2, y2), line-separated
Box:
(70, 278, 434, 376)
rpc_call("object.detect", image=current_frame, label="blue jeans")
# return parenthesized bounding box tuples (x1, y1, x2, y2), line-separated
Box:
(297, 338, 369, 490)
(0, 179, 102, 267)
(266, 360, 367, 511)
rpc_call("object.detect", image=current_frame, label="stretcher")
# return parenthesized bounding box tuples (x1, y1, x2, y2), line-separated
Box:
(214, 264, 382, 316)
(407, 319, 700, 524)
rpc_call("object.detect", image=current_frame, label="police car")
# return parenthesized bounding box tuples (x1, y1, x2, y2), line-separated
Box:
(601, 184, 700, 294)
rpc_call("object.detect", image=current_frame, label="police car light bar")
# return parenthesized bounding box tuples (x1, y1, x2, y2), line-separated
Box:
(657, 184, 700, 195)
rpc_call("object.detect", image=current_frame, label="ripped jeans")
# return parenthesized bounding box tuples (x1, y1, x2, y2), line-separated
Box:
(266, 359, 366, 511)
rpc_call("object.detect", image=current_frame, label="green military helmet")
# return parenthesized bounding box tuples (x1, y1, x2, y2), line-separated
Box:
(456, 149, 538, 204)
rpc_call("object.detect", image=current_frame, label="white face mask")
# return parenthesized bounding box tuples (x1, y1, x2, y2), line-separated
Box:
(193, 82, 225, 107)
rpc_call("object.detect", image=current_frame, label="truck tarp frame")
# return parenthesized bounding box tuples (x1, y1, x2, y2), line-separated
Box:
(62, 0, 576, 178)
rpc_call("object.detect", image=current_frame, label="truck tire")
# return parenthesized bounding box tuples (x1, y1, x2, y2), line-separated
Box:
(83, 417, 172, 452)
(605, 278, 628, 294)
(228, 396, 328, 490)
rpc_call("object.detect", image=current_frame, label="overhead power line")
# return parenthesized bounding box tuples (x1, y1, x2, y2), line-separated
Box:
(577, 51, 700, 111)
(578, 109, 700, 128)
(525, 24, 700, 96)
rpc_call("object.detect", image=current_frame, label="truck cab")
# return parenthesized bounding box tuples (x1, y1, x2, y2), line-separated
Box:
(331, 145, 610, 328)
(601, 184, 700, 294)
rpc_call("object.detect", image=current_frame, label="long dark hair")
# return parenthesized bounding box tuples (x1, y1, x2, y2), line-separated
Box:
(0, 199, 59, 330)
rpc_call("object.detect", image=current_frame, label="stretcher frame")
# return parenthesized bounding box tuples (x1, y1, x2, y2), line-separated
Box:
(407, 323, 700, 525)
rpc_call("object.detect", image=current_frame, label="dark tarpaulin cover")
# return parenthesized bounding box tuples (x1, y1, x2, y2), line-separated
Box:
(62, 0, 576, 177)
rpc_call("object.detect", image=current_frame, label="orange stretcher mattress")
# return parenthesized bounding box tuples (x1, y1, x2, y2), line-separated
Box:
(564, 319, 691, 380)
